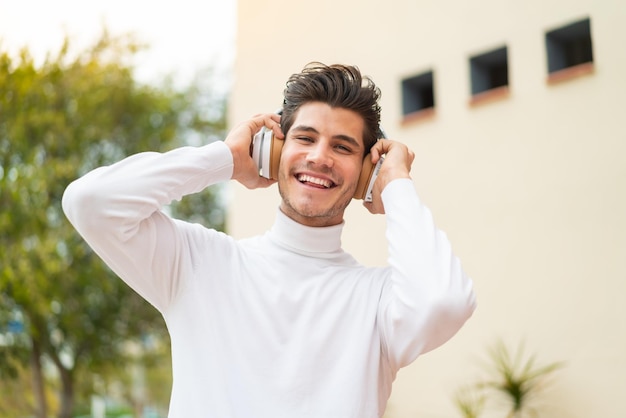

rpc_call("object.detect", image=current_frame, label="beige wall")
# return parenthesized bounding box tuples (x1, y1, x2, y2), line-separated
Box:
(228, 0, 626, 416)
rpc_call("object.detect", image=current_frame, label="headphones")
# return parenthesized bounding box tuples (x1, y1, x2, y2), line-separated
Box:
(251, 126, 385, 202)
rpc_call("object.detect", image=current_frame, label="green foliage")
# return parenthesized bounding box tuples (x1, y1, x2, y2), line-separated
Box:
(0, 30, 226, 417)
(454, 384, 486, 418)
(0, 361, 46, 417)
(454, 340, 563, 418)
(483, 340, 563, 416)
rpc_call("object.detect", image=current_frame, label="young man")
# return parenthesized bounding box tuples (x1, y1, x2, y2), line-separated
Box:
(63, 63, 476, 418)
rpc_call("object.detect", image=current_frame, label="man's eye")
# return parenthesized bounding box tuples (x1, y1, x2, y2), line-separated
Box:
(335, 145, 353, 153)
(296, 136, 314, 143)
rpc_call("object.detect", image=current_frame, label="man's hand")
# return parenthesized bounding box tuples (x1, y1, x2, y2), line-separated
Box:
(363, 138, 415, 214)
(225, 113, 284, 189)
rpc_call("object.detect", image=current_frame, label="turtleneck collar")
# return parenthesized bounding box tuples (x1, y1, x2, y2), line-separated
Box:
(267, 209, 344, 257)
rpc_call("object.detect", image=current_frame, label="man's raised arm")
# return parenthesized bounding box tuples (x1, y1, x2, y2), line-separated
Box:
(62, 141, 234, 310)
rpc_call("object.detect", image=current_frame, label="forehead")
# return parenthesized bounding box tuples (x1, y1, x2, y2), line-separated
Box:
(290, 102, 365, 147)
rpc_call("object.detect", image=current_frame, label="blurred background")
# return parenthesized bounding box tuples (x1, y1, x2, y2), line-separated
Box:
(1, 0, 624, 417)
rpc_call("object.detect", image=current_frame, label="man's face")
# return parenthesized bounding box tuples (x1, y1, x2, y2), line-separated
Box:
(278, 101, 365, 227)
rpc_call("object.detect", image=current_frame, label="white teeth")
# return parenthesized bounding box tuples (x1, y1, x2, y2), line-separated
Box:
(297, 174, 332, 188)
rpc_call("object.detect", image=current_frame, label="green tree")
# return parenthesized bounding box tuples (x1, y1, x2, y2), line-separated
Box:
(0, 30, 226, 418)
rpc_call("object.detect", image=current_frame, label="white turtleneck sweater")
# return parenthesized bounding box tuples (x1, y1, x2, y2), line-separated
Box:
(62, 141, 475, 418)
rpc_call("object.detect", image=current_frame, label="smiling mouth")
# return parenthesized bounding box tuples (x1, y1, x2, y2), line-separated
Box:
(297, 174, 336, 189)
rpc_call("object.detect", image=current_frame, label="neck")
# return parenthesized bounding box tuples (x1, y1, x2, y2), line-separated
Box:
(268, 209, 344, 257)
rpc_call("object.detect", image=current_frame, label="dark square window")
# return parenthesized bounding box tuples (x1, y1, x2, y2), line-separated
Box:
(401, 71, 435, 116)
(470, 46, 509, 96)
(546, 18, 593, 74)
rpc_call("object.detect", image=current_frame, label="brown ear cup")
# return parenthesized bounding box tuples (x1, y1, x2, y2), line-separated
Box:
(269, 135, 284, 180)
(353, 156, 375, 200)
(267, 134, 374, 200)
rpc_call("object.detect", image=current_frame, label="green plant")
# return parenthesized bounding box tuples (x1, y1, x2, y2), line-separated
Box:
(454, 384, 486, 418)
(455, 340, 563, 418)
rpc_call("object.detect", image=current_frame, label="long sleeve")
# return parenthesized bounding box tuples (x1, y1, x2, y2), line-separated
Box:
(378, 179, 476, 370)
(62, 141, 234, 312)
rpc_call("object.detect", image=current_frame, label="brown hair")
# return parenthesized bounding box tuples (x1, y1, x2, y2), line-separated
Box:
(281, 62, 382, 155)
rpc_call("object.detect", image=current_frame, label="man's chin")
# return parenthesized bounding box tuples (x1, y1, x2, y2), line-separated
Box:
(280, 198, 340, 223)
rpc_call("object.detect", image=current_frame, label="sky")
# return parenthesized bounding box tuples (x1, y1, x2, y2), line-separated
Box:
(0, 0, 236, 87)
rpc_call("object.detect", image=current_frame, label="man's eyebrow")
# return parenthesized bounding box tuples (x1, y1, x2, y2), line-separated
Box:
(291, 125, 362, 150)
(291, 125, 319, 135)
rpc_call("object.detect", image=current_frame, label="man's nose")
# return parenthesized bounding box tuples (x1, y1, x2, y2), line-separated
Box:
(306, 142, 334, 168)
